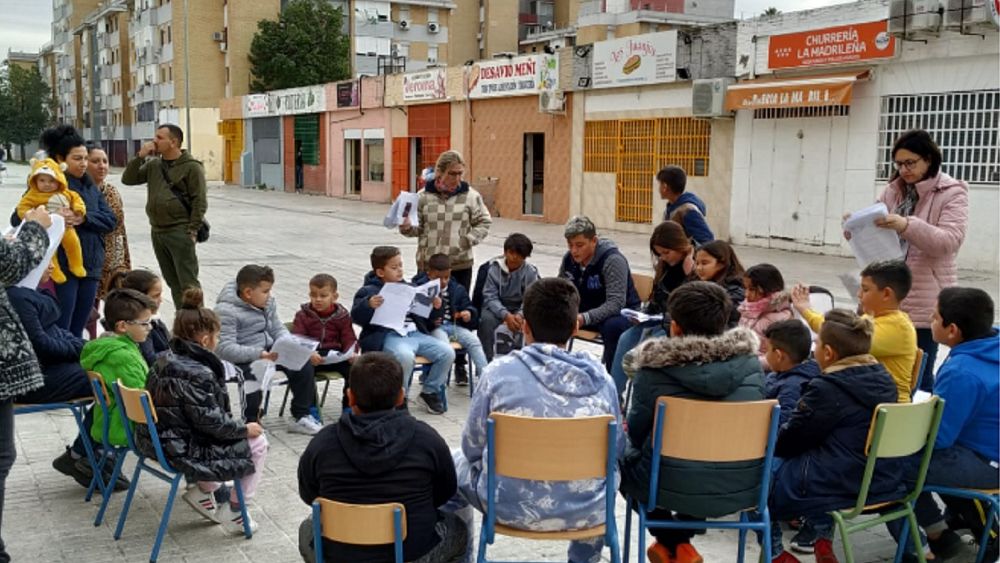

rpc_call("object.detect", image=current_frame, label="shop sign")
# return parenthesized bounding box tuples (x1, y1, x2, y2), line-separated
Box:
(591, 30, 677, 89)
(245, 85, 326, 117)
(466, 54, 559, 99)
(723, 71, 868, 111)
(768, 20, 896, 70)
(403, 68, 447, 102)
(337, 81, 359, 108)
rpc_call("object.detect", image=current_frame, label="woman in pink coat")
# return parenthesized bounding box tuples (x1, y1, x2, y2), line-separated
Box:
(872, 130, 969, 391)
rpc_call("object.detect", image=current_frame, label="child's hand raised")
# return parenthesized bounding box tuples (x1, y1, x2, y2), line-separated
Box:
(790, 284, 812, 313)
(245, 422, 264, 438)
(260, 350, 278, 361)
(368, 295, 384, 308)
(455, 310, 472, 323)
(309, 352, 323, 366)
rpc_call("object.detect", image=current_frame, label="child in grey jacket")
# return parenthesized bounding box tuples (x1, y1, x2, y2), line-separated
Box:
(477, 233, 539, 360)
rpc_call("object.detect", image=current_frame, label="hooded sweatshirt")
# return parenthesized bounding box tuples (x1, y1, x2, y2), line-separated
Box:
(298, 408, 456, 562)
(479, 255, 540, 319)
(461, 343, 624, 532)
(621, 327, 764, 517)
(122, 150, 207, 236)
(664, 192, 714, 245)
(932, 329, 999, 461)
(81, 334, 149, 446)
(214, 280, 289, 365)
(558, 238, 641, 326)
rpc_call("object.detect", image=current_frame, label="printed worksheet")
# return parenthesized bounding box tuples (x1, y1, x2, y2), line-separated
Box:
(322, 343, 357, 365)
(843, 203, 904, 268)
(383, 192, 420, 228)
(9, 214, 66, 289)
(408, 278, 441, 318)
(371, 282, 419, 335)
(273, 334, 319, 371)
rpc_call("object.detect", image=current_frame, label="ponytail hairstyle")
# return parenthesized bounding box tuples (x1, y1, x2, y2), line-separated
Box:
(107, 269, 160, 295)
(819, 308, 875, 359)
(173, 288, 221, 342)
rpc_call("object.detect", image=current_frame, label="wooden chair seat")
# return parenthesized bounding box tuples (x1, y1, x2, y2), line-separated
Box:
(494, 523, 606, 541)
(415, 355, 432, 365)
(575, 329, 601, 342)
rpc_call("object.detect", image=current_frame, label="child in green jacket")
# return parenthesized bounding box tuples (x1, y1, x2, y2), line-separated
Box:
(81, 289, 156, 446)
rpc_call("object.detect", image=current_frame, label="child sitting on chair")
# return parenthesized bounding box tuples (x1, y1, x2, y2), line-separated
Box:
(17, 158, 86, 283)
(291, 273, 357, 409)
(415, 254, 488, 378)
(138, 288, 268, 535)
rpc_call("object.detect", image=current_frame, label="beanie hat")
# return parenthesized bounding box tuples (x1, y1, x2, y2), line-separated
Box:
(28, 158, 69, 192)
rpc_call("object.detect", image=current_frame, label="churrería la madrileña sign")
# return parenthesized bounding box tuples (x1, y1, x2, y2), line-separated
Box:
(245, 85, 327, 118)
(591, 30, 678, 89)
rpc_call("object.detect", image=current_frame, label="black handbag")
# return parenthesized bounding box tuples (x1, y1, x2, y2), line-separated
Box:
(159, 163, 210, 243)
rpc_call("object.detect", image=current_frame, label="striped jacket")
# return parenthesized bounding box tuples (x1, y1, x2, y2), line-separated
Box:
(401, 180, 492, 271)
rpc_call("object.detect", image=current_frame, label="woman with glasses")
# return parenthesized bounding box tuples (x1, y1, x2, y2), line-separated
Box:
(869, 129, 969, 392)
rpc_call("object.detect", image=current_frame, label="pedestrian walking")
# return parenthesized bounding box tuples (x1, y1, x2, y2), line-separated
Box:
(121, 124, 207, 306)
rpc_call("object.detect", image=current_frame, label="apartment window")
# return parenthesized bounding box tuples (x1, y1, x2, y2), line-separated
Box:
(167, 25, 172, 44)
(160, 29, 166, 45)
(398, 7, 410, 22)
(168, 65, 172, 81)
(366, 138, 385, 181)
(427, 8, 438, 22)
(294, 114, 320, 165)
(428, 45, 438, 63)
(877, 90, 999, 184)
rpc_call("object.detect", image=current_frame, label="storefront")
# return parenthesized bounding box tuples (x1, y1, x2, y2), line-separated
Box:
(326, 78, 394, 202)
(391, 68, 451, 200)
(727, 8, 999, 272)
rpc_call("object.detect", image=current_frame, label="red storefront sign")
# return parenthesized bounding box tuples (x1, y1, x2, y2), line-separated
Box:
(768, 20, 896, 70)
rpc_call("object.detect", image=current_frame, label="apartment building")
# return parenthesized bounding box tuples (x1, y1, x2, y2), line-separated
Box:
(350, 0, 454, 75)
(51, 0, 102, 128)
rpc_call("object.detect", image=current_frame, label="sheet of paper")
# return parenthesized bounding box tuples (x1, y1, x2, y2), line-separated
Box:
(273, 334, 319, 371)
(408, 278, 441, 318)
(371, 282, 418, 335)
(843, 203, 904, 268)
(383, 192, 420, 228)
(14, 214, 66, 289)
(243, 359, 277, 395)
(382, 197, 401, 228)
(621, 308, 663, 324)
(322, 343, 357, 365)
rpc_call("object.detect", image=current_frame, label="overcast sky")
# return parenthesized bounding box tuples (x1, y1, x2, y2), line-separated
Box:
(0, 0, 852, 61)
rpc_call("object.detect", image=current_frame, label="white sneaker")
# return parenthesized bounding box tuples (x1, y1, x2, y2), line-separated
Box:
(288, 415, 322, 435)
(182, 487, 221, 523)
(217, 504, 257, 535)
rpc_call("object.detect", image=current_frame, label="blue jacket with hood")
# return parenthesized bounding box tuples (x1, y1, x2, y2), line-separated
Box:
(932, 328, 999, 461)
(664, 192, 714, 246)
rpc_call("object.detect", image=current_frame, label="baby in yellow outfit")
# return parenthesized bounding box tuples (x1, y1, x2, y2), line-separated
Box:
(18, 158, 87, 283)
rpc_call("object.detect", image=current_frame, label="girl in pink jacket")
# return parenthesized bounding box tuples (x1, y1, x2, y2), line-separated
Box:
(738, 263, 795, 370)
(872, 129, 969, 392)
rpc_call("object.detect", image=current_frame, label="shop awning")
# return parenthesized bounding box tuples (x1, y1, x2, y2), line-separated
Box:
(724, 69, 871, 111)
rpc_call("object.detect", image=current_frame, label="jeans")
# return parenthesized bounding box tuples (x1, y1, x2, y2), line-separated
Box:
(15, 363, 96, 457)
(610, 324, 665, 395)
(0, 401, 14, 563)
(887, 444, 1000, 547)
(55, 276, 100, 337)
(583, 315, 633, 374)
(198, 435, 268, 505)
(915, 328, 938, 393)
(432, 325, 488, 373)
(280, 364, 320, 420)
(382, 332, 455, 395)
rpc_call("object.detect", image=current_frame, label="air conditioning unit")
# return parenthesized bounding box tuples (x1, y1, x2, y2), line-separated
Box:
(427, 57, 437, 64)
(539, 90, 565, 113)
(211, 31, 225, 42)
(889, 0, 943, 39)
(691, 77, 733, 118)
(399, 19, 409, 30)
(943, 0, 998, 32)
(427, 22, 440, 33)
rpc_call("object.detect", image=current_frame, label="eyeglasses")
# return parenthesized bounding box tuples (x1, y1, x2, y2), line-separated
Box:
(893, 158, 923, 171)
(125, 320, 153, 329)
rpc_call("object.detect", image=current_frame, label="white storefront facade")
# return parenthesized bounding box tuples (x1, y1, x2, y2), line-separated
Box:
(728, 0, 999, 272)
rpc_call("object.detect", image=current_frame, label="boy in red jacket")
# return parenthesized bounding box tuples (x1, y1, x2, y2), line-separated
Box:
(292, 274, 358, 410)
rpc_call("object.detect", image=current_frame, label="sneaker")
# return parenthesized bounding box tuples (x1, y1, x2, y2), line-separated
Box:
(813, 539, 839, 563)
(771, 552, 801, 563)
(182, 488, 221, 523)
(928, 529, 964, 560)
(74, 456, 130, 492)
(52, 448, 90, 488)
(217, 504, 257, 535)
(454, 365, 469, 387)
(646, 542, 671, 563)
(418, 392, 446, 415)
(673, 543, 703, 563)
(288, 416, 322, 435)
(789, 526, 818, 553)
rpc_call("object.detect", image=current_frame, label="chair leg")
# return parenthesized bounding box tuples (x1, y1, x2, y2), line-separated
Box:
(904, 509, 926, 563)
(149, 474, 182, 562)
(760, 511, 771, 563)
(623, 500, 632, 563)
(476, 521, 489, 563)
(974, 499, 998, 563)
(114, 461, 145, 539)
(85, 448, 107, 503)
(279, 385, 291, 418)
(95, 449, 127, 527)
(319, 380, 330, 408)
(70, 405, 101, 503)
(233, 480, 253, 539)
(737, 512, 748, 563)
(261, 388, 271, 416)
(637, 511, 647, 563)
(834, 515, 856, 563)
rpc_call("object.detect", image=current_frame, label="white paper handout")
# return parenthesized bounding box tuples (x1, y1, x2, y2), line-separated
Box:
(383, 192, 420, 228)
(8, 214, 66, 289)
(371, 282, 419, 335)
(408, 278, 441, 318)
(621, 308, 663, 323)
(322, 343, 357, 365)
(244, 359, 277, 395)
(272, 334, 319, 371)
(843, 203, 905, 268)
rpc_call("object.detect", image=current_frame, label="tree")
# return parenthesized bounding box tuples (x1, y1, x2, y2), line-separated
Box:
(248, 0, 351, 93)
(0, 65, 54, 160)
(762, 7, 781, 16)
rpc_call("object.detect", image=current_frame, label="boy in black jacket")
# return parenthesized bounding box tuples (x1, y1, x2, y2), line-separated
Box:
(350, 246, 455, 414)
(296, 353, 467, 563)
(416, 253, 487, 384)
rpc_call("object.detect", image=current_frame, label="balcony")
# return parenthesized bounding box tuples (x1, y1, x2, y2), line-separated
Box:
(161, 42, 173, 63)
(156, 2, 172, 24)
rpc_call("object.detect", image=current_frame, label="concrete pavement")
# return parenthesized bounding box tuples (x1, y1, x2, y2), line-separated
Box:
(0, 160, 993, 563)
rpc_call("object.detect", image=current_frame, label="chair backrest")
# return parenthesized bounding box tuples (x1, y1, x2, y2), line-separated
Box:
(115, 381, 158, 425)
(490, 413, 614, 481)
(315, 498, 407, 545)
(808, 285, 835, 314)
(654, 397, 778, 462)
(86, 371, 110, 405)
(632, 273, 654, 304)
(866, 399, 940, 459)
(909, 348, 926, 396)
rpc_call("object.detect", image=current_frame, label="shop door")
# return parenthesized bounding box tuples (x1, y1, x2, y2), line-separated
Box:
(345, 139, 361, 195)
(746, 116, 843, 245)
(523, 133, 544, 215)
(391, 138, 409, 199)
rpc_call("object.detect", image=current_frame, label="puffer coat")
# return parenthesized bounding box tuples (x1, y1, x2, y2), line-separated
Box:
(135, 337, 254, 482)
(878, 171, 968, 328)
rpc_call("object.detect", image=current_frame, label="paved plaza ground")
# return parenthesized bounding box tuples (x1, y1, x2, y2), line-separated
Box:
(1, 161, 995, 562)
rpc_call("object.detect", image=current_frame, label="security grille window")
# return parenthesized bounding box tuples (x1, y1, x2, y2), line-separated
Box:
(877, 90, 1000, 184)
(294, 114, 320, 165)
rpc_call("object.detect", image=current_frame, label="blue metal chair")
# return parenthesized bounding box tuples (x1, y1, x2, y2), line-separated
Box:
(83, 371, 129, 526)
(111, 381, 253, 562)
(893, 486, 999, 563)
(311, 498, 405, 563)
(623, 398, 780, 563)
(478, 413, 621, 563)
(14, 395, 100, 499)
